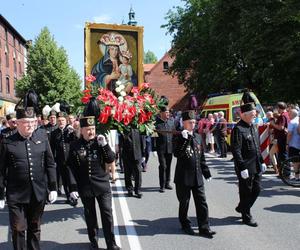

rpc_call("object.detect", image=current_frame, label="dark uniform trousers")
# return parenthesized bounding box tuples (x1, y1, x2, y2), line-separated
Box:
(8, 194, 45, 250)
(123, 153, 142, 193)
(158, 152, 173, 189)
(173, 133, 212, 231)
(81, 192, 114, 247)
(176, 184, 209, 230)
(237, 174, 261, 220)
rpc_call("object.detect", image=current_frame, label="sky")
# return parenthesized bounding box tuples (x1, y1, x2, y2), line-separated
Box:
(1, 0, 184, 81)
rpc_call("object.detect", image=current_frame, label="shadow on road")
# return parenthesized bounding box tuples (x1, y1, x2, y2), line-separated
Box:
(0, 241, 106, 250)
(264, 204, 300, 213)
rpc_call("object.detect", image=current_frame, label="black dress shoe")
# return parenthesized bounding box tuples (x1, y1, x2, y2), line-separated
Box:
(242, 218, 258, 227)
(107, 243, 121, 250)
(235, 206, 241, 213)
(135, 192, 143, 199)
(199, 229, 216, 238)
(165, 184, 173, 190)
(127, 191, 133, 197)
(182, 227, 195, 235)
(90, 241, 99, 250)
(159, 188, 165, 193)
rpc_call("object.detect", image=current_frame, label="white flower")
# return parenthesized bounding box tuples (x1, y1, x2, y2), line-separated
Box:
(120, 91, 126, 96)
(118, 96, 124, 102)
(119, 84, 125, 90)
(115, 87, 121, 93)
(116, 80, 122, 86)
(111, 109, 116, 115)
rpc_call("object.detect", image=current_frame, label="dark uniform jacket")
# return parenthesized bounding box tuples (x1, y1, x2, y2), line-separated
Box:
(42, 123, 57, 140)
(0, 127, 17, 141)
(174, 133, 211, 187)
(154, 117, 175, 154)
(121, 129, 145, 161)
(50, 126, 76, 162)
(231, 119, 264, 175)
(68, 138, 115, 197)
(0, 130, 57, 203)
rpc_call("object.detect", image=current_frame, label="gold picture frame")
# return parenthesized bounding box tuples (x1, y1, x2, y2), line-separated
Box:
(84, 23, 144, 90)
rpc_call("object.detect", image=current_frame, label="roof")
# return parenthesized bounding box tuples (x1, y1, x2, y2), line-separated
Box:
(143, 64, 155, 72)
(0, 14, 27, 44)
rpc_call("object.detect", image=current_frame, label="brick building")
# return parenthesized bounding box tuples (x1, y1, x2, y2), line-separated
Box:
(0, 14, 28, 116)
(144, 53, 189, 111)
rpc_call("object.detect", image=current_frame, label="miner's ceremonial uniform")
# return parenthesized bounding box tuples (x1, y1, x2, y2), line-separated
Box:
(121, 128, 145, 198)
(0, 92, 57, 250)
(231, 93, 265, 227)
(50, 121, 76, 202)
(155, 108, 175, 192)
(174, 111, 215, 238)
(67, 113, 120, 250)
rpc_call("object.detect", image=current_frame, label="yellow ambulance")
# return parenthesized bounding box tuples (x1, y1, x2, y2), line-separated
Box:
(200, 91, 265, 144)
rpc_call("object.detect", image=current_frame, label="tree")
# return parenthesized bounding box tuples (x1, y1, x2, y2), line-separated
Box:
(144, 50, 158, 64)
(16, 27, 82, 111)
(163, 0, 300, 103)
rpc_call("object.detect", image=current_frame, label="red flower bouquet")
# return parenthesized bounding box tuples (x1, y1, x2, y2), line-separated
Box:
(81, 75, 167, 135)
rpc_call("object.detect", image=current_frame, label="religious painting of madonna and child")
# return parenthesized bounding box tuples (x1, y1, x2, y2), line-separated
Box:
(84, 23, 144, 93)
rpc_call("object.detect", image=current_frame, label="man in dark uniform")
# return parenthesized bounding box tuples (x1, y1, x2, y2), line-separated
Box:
(0, 91, 57, 250)
(121, 128, 145, 198)
(174, 111, 216, 238)
(0, 113, 17, 140)
(50, 110, 77, 205)
(43, 109, 58, 138)
(155, 106, 175, 192)
(67, 111, 120, 250)
(231, 97, 266, 227)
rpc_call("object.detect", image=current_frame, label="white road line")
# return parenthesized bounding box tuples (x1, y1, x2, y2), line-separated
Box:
(113, 172, 142, 250)
(111, 189, 122, 248)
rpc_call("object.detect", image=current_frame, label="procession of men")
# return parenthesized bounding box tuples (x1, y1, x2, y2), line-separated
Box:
(0, 86, 281, 250)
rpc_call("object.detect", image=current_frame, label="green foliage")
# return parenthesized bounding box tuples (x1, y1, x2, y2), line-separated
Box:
(144, 50, 158, 64)
(16, 27, 82, 112)
(163, 0, 300, 103)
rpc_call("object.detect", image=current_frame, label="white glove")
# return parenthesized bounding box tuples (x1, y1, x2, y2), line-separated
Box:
(241, 169, 249, 179)
(261, 163, 267, 173)
(48, 191, 58, 204)
(67, 125, 74, 133)
(0, 200, 5, 209)
(206, 177, 212, 182)
(97, 135, 107, 146)
(142, 157, 146, 163)
(181, 130, 189, 139)
(70, 191, 79, 200)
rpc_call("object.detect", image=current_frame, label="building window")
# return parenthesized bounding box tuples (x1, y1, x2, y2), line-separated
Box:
(19, 62, 22, 75)
(5, 52, 9, 68)
(0, 71, 2, 93)
(14, 77, 17, 96)
(6, 76, 10, 94)
(14, 58, 17, 74)
(5, 29, 8, 42)
(13, 36, 16, 47)
(163, 61, 169, 71)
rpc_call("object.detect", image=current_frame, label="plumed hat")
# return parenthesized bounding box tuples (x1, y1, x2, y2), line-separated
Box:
(57, 101, 70, 118)
(240, 91, 256, 113)
(15, 90, 38, 119)
(80, 97, 100, 127)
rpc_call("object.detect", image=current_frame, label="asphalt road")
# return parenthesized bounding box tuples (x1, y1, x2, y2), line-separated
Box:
(0, 152, 299, 250)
